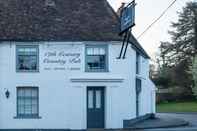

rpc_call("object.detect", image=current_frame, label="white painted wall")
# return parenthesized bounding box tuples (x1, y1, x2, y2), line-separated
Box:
(0, 41, 155, 129)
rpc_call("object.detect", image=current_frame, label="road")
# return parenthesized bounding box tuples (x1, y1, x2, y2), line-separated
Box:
(143, 113, 197, 131)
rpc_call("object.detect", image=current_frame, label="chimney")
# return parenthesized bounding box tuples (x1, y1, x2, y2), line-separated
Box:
(117, 2, 126, 17)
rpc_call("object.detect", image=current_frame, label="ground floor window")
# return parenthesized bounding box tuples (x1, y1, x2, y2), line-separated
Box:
(17, 87, 39, 118)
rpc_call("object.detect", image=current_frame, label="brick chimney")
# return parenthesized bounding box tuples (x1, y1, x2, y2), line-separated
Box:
(117, 2, 126, 17)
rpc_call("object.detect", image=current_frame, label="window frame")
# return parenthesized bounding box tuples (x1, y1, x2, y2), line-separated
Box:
(16, 87, 40, 119)
(85, 44, 108, 72)
(136, 78, 142, 94)
(135, 78, 142, 117)
(136, 52, 141, 74)
(16, 45, 39, 72)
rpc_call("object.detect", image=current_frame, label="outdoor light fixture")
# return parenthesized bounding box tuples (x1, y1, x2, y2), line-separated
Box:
(5, 90, 10, 99)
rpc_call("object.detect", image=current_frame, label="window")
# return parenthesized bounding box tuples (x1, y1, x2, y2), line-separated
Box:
(17, 87, 39, 118)
(16, 45, 39, 72)
(136, 78, 141, 117)
(136, 78, 142, 94)
(136, 52, 140, 74)
(85, 45, 108, 72)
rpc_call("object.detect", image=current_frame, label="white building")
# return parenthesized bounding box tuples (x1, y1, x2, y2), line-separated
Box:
(0, 0, 156, 130)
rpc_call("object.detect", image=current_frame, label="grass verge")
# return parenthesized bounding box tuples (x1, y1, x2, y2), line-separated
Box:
(157, 101, 197, 113)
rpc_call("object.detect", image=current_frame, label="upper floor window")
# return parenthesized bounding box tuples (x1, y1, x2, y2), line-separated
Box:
(17, 87, 39, 118)
(16, 45, 39, 72)
(136, 52, 140, 74)
(85, 45, 108, 72)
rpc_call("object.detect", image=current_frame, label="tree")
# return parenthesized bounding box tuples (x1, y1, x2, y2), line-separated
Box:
(156, 2, 197, 100)
(190, 56, 197, 99)
(160, 2, 197, 64)
(152, 65, 174, 88)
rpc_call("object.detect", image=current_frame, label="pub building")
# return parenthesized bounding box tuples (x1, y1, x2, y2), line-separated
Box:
(0, 0, 156, 130)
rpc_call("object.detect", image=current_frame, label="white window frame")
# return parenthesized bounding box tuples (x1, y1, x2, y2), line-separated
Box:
(16, 45, 39, 72)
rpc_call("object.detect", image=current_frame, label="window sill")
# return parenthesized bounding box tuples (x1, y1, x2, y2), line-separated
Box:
(85, 69, 109, 73)
(14, 116, 42, 119)
(16, 70, 40, 73)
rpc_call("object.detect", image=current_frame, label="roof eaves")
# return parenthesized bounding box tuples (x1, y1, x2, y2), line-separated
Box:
(129, 34, 150, 59)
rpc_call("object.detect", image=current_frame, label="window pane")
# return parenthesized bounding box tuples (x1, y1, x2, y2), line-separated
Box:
(18, 55, 37, 70)
(29, 48, 37, 53)
(32, 105, 38, 114)
(18, 105, 25, 115)
(32, 99, 38, 105)
(96, 91, 101, 108)
(87, 48, 94, 55)
(25, 98, 32, 105)
(88, 90, 94, 109)
(24, 105, 32, 114)
(32, 89, 38, 97)
(87, 55, 105, 70)
(18, 98, 25, 106)
(18, 48, 25, 53)
(25, 88, 32, 97)
(93, 48, 99, 55)
(87, 47, 106, 55)
(99, 48, 106, 55)
(18, 89, 24, 97)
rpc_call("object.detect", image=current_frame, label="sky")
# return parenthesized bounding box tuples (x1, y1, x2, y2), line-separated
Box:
(108, 0, 192, 61)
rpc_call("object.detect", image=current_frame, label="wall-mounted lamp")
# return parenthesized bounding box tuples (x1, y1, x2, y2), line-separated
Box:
(5, 90, 10, 99)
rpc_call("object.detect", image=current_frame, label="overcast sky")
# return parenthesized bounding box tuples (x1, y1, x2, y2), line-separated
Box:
(108, 0, 192, 61)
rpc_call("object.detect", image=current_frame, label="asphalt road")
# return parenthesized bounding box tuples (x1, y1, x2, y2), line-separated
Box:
(143, 113, 197, 131)
(88, 113, 197, 131)
(157, 113, 197, 127)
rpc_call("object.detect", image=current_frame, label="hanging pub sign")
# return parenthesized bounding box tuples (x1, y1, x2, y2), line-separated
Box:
(118, 0, 136, 59)
(120, 1, 136, 35)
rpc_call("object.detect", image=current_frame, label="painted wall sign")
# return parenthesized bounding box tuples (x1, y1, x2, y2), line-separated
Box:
(42, 45, 82, 71)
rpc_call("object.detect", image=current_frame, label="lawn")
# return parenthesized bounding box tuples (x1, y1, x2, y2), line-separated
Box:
(157, 101, 197, 113)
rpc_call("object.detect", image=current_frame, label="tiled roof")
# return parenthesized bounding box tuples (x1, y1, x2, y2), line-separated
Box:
(0, 0, 121, 41)
(0, 0, 150, 58)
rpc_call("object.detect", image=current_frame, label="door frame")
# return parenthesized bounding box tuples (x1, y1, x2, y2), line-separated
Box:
(86, 86, 105, 129)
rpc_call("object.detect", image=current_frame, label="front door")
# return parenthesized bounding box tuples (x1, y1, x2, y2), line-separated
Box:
(87, 87, 105, 128)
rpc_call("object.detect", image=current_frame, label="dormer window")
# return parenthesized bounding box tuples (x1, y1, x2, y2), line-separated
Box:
(85, 45, 108, 72)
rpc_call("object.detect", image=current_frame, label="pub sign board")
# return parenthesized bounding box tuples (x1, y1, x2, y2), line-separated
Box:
(120, 1, 135, 34)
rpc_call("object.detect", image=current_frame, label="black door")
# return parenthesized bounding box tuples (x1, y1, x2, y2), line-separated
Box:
(87, 87, 105, 128)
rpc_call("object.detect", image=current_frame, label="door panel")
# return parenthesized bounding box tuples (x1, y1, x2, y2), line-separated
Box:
(87, 87, 105, 128)
(88, 90, 94, 109)
(95, 90, 101, 108)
